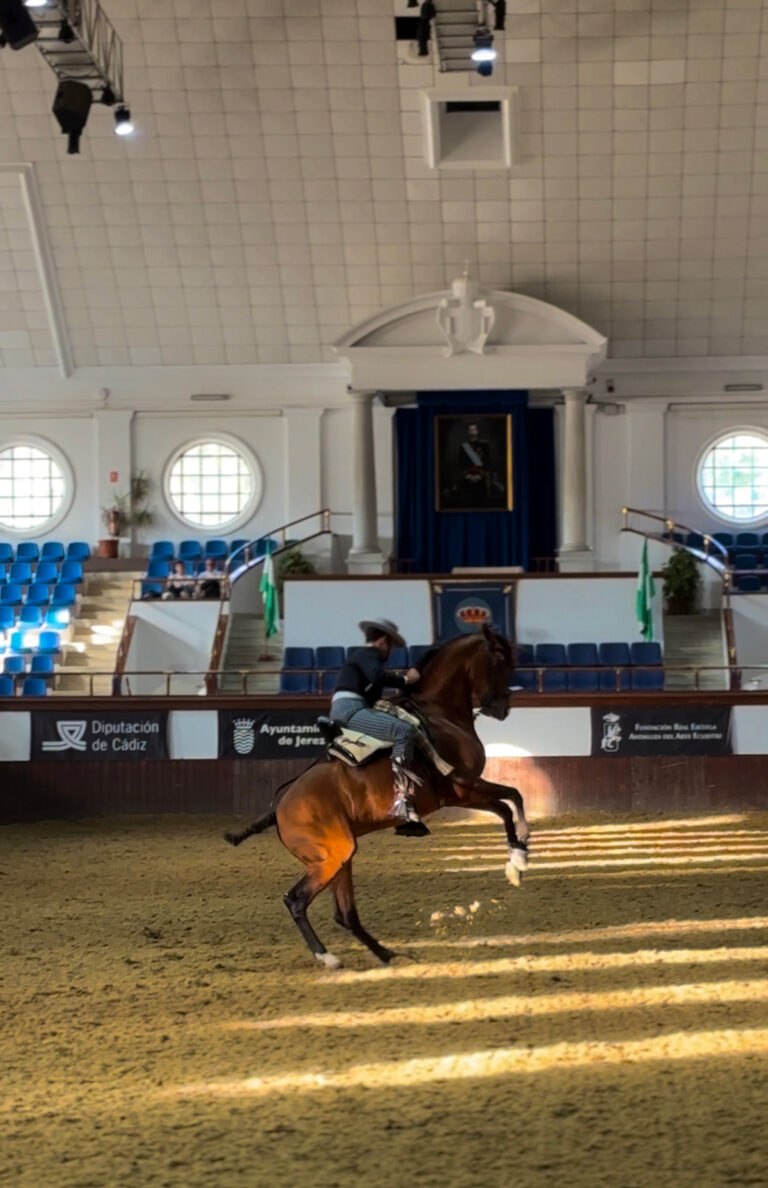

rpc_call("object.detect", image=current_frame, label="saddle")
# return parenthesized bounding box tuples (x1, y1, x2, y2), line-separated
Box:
(317, 703, 453, 777)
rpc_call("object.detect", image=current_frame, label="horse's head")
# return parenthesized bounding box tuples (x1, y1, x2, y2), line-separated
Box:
(468, 625, 513, 720)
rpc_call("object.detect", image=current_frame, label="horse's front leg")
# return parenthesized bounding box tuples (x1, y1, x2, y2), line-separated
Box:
(454, 784, 529, 888)
(473, 777, 529, 844)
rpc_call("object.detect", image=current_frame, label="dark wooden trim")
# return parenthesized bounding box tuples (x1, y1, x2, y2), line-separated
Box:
(206, 612, 229, 695)
(112, 614, 136, 696)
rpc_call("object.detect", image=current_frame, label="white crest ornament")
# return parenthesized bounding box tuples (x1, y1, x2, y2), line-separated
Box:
(233, 718, 255, 756)
(436, 272, 496, 358)
(600, 712, 622, 754)
(42, 720, 88, 752)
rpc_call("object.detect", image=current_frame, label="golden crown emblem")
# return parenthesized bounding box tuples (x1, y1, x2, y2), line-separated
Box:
(457, 605, 490, 623)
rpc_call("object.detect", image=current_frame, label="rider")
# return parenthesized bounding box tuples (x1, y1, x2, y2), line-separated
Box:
(328, 618, 430, 838)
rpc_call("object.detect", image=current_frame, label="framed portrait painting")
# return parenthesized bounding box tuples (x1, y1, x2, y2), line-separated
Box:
(434, 414, 513, 512)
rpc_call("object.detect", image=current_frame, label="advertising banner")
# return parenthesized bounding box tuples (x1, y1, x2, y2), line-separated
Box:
(31, 710, 169, 760)
(432, 582, 513, 641)
(592, 706, 732, 757)
(218, 710, 326, 760)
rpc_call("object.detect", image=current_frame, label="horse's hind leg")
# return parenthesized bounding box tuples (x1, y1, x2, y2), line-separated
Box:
(284, 855, 349, 970)
(332, 862, 395, 966)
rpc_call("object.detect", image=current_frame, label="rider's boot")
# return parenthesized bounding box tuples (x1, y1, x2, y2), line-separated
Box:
(391, 757, 430, 837)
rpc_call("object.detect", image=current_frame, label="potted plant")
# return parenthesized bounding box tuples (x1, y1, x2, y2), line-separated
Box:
(98, 470, 155, 560)
(277, 546, 316, 596)
(661, 548, 701, 614)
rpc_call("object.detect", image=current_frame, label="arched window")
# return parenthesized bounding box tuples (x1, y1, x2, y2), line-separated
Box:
(698, 431, 768, 524)
(0, 440, 69, 532)
(165, 437, 260, 530)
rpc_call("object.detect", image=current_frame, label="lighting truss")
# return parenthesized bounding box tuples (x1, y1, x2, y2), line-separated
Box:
(31, 0, 124, 104)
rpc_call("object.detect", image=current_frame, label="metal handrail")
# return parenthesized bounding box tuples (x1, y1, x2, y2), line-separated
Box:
(225, 509, 332, 575)
(621, 507, 730, 566)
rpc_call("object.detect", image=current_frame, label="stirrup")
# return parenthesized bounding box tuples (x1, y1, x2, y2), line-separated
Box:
(392, 761, 430, 836)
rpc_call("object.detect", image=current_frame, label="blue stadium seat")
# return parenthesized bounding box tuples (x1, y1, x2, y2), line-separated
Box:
(599, 642, 631, 667)
(29, 654, 55, 680)
(712, 532, 734, 550)
(566, 643, 599, 692)
(50, 583, 76, 609)
(257, 537, 279, 556)
(147, 559, 170, 578)
(19, 606, 43, 629)
(279, 671, 315, 694)
(541, 670, 568, 692)
(318, 670, 338, 694)
(59, 560, 83, 585)
(346, 646, 360, 661)
(511, 668, 537, 690)
(35, 561, 59, 586)
(22, 676, 48, 697)
(0, 543, 13, 564)
(630, 668, 665, 691)
(230, 539, 248, 557)
(0, 584, 22, 609)
(408, 644, 430, 667)
(388, 646, 408, 669)
(179, 540, 202, 562)
(9, 561, 32, 586)
(516, 643, 534, 666)
(737, 532, 760, 550)
(66, 542, 90, 561)
(205, 539, 228, 560)
(0, 605, 13, 633)
(45, 607, 70, 630)
(733, 553, 758, 571)
(25, 582, 50, 608)
(4, 655, 25, 677)
(316, 646, 345, 669)
(283, 647, 315, 669)
(15, 542, 39, 563)
(37, 631, 61, 655)
(568, 669, 600, 692)
(0, 675, 13, 696)
(630, 641, 663, 666)
(598, 667, 631, 692)
(535, 643, 567, 666)
(150, 541, 174, 561)
(737, 574, 762, 592)
(685, 532, 705, 550)
(0, 562, 5, 583)
(41, 541, 65, 562)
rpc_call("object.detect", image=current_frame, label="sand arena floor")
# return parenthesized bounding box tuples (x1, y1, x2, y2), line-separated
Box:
(3, 811, 768, 1188)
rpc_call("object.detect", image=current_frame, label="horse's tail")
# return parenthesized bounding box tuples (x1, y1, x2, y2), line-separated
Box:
(224, 810, 276, 847)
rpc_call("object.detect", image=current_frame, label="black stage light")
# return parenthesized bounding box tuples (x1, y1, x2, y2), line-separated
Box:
(52, 79, 92, 154)
(476, 60, 493, 77)
(101, 83, 115, 106)
(0, 0, 38, 49)
(113, 105, 133, 136)
(58, 18, 75, 41)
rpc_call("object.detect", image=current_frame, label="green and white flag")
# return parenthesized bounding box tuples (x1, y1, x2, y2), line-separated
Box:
(636, 538, 656, 641)
(260, 543, 280, 638)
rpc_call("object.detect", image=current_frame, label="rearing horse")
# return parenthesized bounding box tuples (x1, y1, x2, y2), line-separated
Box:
(225, 627, 529, 969)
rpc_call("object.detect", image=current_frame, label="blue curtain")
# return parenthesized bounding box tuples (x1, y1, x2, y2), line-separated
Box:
(395, 391, 531, 573)
(525, 407, 556, 564)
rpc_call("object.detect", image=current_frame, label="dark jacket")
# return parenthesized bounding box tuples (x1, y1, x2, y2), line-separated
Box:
(333, 646, 409, 706)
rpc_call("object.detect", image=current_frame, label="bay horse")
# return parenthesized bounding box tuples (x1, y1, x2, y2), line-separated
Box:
(225, 626, 529, 969)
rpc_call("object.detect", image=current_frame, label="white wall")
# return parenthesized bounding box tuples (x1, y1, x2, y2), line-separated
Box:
(284, 579, 433, 648)
(516, 576, 662, 647)
(125, 600, 222, 694)
(731, 595, 768, 688)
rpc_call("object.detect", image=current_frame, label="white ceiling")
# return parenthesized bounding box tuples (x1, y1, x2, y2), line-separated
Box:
(0, 0, 765, 369)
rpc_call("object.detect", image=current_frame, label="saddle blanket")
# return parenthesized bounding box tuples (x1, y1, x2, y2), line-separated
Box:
(328, 702, 453, 777)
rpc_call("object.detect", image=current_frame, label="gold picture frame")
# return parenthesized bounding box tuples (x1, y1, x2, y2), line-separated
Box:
(434, 414, 513, 512)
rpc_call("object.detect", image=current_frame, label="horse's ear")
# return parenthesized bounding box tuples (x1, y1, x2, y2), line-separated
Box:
(481, 622, 494, 644)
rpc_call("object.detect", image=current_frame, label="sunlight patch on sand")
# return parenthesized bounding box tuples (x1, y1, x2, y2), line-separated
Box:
(407, 916, 768, 951)
(446, 853, 768, 872)
(170, 1025, 768, 1099)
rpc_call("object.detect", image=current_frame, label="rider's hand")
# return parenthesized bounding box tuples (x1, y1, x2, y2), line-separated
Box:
(404, 667, 420, 684)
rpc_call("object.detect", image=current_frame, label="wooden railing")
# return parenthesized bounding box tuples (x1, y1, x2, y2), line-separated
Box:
(206, 613, 229, 696)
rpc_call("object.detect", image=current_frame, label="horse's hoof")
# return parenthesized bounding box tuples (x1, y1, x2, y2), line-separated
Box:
(505, 861, 523, 888)
(315, 951, 342, 971)
(377, 947, 397, 965)
(508, 847, 529, 871)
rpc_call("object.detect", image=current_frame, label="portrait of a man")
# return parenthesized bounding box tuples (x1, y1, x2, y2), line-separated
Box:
(435, 414, 512, 511)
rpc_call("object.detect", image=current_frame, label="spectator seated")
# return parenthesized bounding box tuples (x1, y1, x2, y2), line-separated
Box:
(22, 676, 48, 697)
(283, 647, 315, 670)
(16, 542, 39, 563)
(316, 646, 345, 670)
(279, 671, 316, 694)
(0, 674, 13, 696)
(66, 542, 90, 561)
(150, 541, 175, 561)
(41, 541, 65, 563)
(34, 560, 59, 586)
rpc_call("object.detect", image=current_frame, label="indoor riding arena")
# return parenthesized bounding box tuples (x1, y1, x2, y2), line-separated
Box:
(6, 0, 768, 1185)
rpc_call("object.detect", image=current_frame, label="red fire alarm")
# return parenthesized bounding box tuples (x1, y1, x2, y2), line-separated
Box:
(110, 471, 118, 483)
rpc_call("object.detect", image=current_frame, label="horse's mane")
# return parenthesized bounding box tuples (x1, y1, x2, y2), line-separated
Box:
(418, 628, 512, 675)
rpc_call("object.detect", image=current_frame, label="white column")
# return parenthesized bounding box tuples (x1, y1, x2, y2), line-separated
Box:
(558, 387, 593, 571)
(347, 389, 386, 574)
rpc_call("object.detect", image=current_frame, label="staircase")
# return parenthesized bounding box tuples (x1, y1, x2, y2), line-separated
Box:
(220, 612, 282, 694)
(661, 610, 727, 690)
(433, 0, 479, 72)
(55, 573, 140, 696)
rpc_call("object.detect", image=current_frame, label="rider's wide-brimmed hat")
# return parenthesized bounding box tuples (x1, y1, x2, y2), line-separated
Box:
(358, 618, 406, 649)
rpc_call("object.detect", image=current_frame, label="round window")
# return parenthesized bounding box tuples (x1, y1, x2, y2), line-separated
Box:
(165, 437, 260, 531)
(0, 440, 70, 533)
(698, 431, 768, 524)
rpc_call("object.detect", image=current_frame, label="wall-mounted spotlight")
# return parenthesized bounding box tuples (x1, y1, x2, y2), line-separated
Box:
(52, 78, 92, 154)
(114, 105, 133, 136)
(57, 18, 75, 42)
(24, 0, 47, 8)
(0, 0, 39, 49)
(471, 27, 496, 63)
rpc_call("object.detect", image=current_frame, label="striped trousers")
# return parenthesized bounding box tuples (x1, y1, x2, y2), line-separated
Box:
(329, 696, 416, 763)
